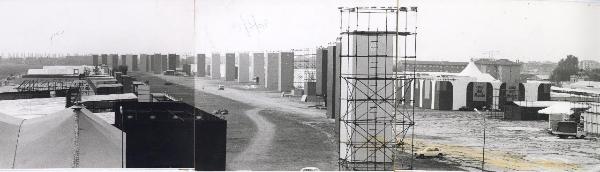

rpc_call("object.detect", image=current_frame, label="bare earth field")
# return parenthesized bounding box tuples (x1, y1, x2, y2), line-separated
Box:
(134, 72, 600, 171)
(410, 109, 600, 171)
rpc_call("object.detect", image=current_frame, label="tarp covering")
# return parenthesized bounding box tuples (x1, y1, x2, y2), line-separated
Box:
(0, 107, 123, 168)
(457, 62, 497, 82)
(537, 102, 590, 115)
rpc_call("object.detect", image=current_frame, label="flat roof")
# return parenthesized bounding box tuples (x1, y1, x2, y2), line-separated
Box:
(82, 93, 137, 102)
(96, 83, 123, 88)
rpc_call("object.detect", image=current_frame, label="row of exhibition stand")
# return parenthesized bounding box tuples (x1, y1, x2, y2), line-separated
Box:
(397, 62, 551, 111)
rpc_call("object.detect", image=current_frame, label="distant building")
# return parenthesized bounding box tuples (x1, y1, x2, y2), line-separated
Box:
(474, 58, 522, 83)
(398, 58, 522, 83)
(579, 60, 600, 71)
(522, 61, 557, 75)
(398, 61, 468, 73)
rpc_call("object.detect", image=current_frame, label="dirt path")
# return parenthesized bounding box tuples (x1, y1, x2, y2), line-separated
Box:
(228, 108, 275, 170)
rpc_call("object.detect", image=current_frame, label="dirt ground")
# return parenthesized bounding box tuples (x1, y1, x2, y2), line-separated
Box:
(133, 73, 339, 170)
(133, 73, 600, 171)
(151, 74, 467, 171)
(410, 109, 600, 171)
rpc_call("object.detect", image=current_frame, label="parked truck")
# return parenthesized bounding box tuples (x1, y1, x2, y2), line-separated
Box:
(554, 121, 586, 139)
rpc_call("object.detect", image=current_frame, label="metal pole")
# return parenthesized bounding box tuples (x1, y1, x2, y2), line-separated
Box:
(474, 108, 486, 171)
(483, 110, 486, 171)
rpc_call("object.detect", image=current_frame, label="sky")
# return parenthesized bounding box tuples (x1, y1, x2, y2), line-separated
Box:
(0, 0, 195, 55)
(197, 0, 600, 62)
(0, 0, 597, 62)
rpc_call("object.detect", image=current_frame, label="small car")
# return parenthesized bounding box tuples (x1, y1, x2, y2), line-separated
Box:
(300, 167, 320, 171)
(218, 85, 225, 90)
(415, 147, 444, 159)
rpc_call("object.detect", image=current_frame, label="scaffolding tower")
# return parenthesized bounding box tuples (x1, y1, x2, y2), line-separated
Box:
(338, 6, 418, 171)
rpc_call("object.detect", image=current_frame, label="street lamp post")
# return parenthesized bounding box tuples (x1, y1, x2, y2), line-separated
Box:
(474, 108, 486, 171)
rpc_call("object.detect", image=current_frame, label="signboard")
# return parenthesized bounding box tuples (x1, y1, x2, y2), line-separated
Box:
(473, 82, 487, 101)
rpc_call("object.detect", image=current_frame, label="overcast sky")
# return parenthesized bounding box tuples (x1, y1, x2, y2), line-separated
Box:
(0, 0, 194, 55)
(198, 0, 600, 62)
(0, 0, 598, 62)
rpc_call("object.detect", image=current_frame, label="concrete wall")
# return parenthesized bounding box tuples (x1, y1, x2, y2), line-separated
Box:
(168, 54, 177, 71)
(132, 55, 138, 71)
(101, 54, 108, 65)
(237, 53, 250, 83)
(224, 53, 236, 81)
(161, 55, 168, 73)
(92, 55, 99, 66)
(251, 53, 265, 85)
(152, 54, 162, 74)
(140, 54, 148, 72)
(326, 45, 339, 119)
(316, 48, 328, 97)
(197, 54, 206, 77)
(111, 54, 119, 69)
(176, 55, 181, 68)
(279, 52, 294, 92)
(265, 53, 280, 90)
(121, 55, 127, 68)
(211, 53, 221, 79)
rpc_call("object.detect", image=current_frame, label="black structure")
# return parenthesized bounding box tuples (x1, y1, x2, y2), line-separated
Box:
(114, 102, 226, 170)
(503, 102, 548, 120)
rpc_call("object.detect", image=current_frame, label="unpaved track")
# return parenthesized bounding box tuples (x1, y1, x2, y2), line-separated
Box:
(229, 108, 275, 170)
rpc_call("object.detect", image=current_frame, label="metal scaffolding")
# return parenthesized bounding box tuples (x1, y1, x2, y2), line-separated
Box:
(338, 6, 418, 171)
(293, 48, 317, 89)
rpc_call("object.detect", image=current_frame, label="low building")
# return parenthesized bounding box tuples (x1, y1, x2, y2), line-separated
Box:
(114, 102, 226, 170)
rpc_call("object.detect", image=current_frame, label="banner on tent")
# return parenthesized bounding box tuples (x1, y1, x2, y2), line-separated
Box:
(473, 82, 487, 101)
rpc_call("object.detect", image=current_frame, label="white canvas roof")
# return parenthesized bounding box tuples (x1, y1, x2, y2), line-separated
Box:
(457, 62, 498, 82)
(0, 107, 123, 168)
(0, 97, 66, 119)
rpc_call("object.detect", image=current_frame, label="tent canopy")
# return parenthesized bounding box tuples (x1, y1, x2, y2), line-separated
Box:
(0, 107, 123, 168)
(457, 62, 498, 82)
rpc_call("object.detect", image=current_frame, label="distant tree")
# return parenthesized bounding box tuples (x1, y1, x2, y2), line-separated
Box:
(550, 55, 579, 82)
(586, 68, 600, 81)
